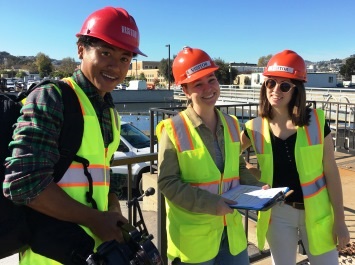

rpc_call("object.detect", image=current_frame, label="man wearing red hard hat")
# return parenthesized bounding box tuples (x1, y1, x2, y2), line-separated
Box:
(4, 7, 146, 265)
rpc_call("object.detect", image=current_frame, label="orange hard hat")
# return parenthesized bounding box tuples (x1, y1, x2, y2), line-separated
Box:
(172, 46, 219, 85)
(263, 50, 307, 82)
(76, 7, 147, 57)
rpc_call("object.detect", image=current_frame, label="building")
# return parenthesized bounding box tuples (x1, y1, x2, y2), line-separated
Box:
(306, 72, 338, 88)
(127, 61, 168, 88)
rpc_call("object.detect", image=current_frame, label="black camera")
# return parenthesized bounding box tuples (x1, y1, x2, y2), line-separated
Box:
(86, 188, 163, 265)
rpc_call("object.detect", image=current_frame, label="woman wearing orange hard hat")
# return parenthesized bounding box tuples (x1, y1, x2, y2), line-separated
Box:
(156, 46, 266, 265)
(241, 50, 350, 264)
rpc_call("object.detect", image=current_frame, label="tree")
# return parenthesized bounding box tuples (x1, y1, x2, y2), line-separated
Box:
(35, 53, 53, 78)
(57, 57, 78, 77)
(139, 72, 147, 81)
(339, 57, 355, 81)
(213, 58, 238, 85)
(153, 78, 160, 86)
(258, 54, 273, 67)
(158, 58, 174, 84)
(16, 71, 28, 78)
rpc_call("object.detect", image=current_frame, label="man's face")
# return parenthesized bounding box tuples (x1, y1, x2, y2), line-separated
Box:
(78, 40, 133, 96)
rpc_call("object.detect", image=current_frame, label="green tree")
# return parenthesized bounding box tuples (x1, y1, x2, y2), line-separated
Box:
(258, 54, 273, 67)
(139, 72, 147, 81)
(158, 58, 174, 84)
(35, 53, 53, 78)
(16, 71, 28, 78)
(57, 57, 78, 77)
(213, 58, 238, 85)
(339, 57, 355, 80)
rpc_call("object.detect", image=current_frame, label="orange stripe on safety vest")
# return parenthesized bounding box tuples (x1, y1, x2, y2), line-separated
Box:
(69, 164, 107, 169)
(58, 181, 109, 188)
(190, 180, 220, 186)
(223, 176, 240, 183)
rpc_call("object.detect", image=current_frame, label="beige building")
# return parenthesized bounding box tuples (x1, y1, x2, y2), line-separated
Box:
(127, 60, 168, 88)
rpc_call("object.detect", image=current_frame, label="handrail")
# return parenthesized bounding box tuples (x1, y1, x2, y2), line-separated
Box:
(112, 153, 157, 224)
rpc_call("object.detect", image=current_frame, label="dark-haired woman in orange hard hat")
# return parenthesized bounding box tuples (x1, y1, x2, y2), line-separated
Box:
(241, 50, 350, 264)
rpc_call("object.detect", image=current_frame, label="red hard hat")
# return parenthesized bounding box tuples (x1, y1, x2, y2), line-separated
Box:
(263, 50, 307, 82)
(172, 46, 219, 85)
(76, 7, 147, 57)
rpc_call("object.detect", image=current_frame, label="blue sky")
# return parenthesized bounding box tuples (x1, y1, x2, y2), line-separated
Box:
(1, 0, 354, 64)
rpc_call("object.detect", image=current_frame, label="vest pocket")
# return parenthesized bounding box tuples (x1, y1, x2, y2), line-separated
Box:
(298, 144, 323, 176)
(226, 211, 247, 255)
(180, 147, 216, 183)
(179, 223, 219, 262)
(307, 214, 335, 255)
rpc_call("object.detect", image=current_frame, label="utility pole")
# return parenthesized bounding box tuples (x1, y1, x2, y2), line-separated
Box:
(165, 44, 171, 90)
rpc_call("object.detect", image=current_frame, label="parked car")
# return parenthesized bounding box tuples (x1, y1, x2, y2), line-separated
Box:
(111, 121, 157, 193)
(5, 79, 15, 91)
(115, 83, 127, 90)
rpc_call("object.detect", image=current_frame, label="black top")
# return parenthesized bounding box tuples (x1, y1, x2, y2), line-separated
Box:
(244, 122, 331, 203)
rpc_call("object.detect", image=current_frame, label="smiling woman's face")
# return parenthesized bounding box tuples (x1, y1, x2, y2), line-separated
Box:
(183, 73, 220, 110)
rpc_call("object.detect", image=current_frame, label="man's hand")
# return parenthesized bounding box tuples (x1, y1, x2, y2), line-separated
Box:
(88, 211, 128, 243)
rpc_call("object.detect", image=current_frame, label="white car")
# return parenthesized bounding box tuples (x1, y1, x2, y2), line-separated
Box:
(5, 80, 15, 91)
(111, 121, 157, 192)
(114, 83, 127, 90)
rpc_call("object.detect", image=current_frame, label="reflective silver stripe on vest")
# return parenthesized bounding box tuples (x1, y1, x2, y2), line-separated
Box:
(58, 167, 108, 186)
(222, 113, 240, 142)
(305, 110, 322, 145)
(252, 117, 264, 154)
(171, 113, 194, 152)
(301, 173, 326, 198)
(113, 110, 119, 130)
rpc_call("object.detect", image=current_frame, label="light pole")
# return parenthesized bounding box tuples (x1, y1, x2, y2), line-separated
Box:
(132, 58, 138, 79)
(165, 44, 171, 90)
(229, 63, 232, 85)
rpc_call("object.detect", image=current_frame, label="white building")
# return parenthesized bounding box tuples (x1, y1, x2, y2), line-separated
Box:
(306, 73, 337, 88)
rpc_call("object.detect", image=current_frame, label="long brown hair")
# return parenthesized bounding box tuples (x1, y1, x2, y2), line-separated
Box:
(258, 79, 310, 126)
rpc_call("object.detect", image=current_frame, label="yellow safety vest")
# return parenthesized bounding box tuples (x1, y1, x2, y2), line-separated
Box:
(245, 109, 335, 255)
(157, 109, 247, 263)
(20, 78, 120, 265)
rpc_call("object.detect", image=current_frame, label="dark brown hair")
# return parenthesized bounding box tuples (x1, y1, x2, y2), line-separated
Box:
(258, 79, 310, 126)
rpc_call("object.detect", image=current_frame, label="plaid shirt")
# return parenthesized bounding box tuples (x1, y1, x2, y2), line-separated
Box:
(4, 69, 118, 204)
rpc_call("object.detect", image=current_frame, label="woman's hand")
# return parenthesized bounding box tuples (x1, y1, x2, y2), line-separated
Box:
(333, 219, 350, 251)
(216, 197, 236, 216)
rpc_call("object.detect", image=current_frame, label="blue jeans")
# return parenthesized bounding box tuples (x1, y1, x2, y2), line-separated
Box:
(172, 228, 250, 265)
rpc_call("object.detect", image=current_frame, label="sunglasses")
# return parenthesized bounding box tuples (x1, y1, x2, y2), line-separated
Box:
(264, 79, 296, 93)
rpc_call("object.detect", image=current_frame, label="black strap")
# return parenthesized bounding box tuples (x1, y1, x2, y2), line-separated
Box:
(50, 80, 84, 182)
(74, 156, 98, 210)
